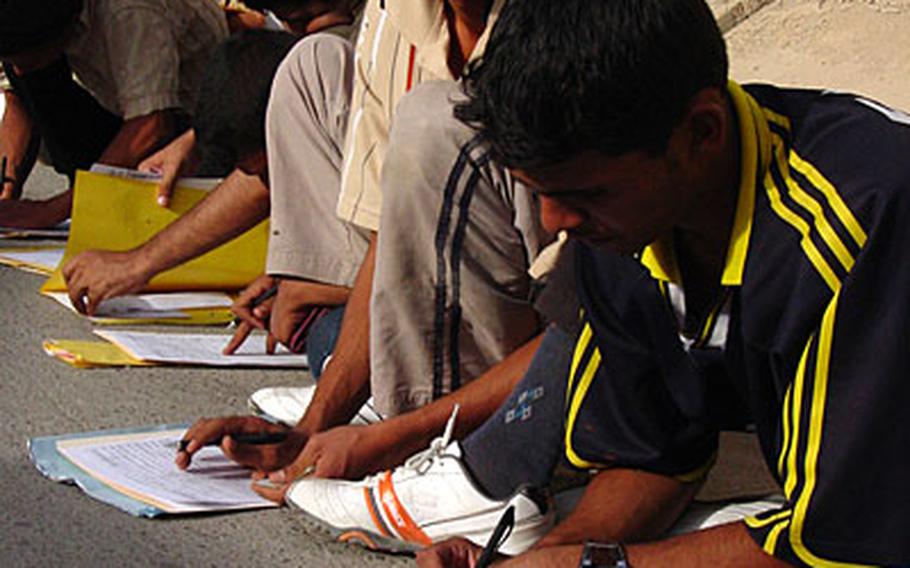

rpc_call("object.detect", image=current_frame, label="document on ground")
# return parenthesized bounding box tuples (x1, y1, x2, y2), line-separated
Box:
(94, 329, 309, 368)
(55, 429, 276, 514)
(0, 246, 66, 274)
(44, 291, 233, 320)
(0, 220, 71, 239)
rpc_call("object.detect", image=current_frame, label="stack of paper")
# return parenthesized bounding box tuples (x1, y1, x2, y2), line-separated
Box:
(30, 425, 278, 516)
(0, 246, 65, 275)
(43, 291, 234, 323)
(0, 220, 70, 240)
(44, 330, 309, 368)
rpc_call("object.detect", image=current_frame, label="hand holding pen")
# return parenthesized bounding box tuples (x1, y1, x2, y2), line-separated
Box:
(222, 275, 278, 354)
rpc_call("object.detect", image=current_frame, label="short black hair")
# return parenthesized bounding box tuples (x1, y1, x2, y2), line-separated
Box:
(455, 0, 728, 169)
(0, 0, 83, 57)
(193, 29, 298, 174)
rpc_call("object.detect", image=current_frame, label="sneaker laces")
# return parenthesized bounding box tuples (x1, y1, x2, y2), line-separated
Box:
(402, 403, 460, 475)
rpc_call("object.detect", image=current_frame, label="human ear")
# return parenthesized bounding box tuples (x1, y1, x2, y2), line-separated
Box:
(683, 87, 727, 153)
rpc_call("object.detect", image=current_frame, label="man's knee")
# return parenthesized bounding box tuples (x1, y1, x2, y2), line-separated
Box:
(269, 33, 353, 115)
(388, 81, 477, 164)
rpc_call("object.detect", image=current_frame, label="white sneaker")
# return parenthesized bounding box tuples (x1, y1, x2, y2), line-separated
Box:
(248, 385, 384, 427)
(285, 407, 554, 555)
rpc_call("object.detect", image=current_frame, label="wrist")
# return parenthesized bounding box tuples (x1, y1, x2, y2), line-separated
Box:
(579, 541, 630, 568)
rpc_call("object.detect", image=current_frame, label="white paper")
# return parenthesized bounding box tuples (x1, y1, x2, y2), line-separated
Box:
(89, 164, 222, 191)
(95, 329, 309, 368)
(0, 219, 70, 239)
(57, 429, 277, 513)
(45, 291, 232, 320)
(0, 247, 65, 272)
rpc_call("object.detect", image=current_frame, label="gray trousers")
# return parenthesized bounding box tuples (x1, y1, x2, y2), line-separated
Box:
(265, 34, 369, 286)
(370, 81, 553, 416)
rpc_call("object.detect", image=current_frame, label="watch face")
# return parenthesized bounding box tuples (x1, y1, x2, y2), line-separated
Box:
(581, 541, 627, 568)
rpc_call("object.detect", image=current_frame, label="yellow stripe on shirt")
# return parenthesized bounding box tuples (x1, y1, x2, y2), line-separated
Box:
(766, 131, 856, 274)
(564, 346, 604, 470)
(764, 167, 842, 292)
(566, 322, 593, 409)
(790, 152, 867, 250)
(788, 295, 873, 567)
(783, 336, 812, 500)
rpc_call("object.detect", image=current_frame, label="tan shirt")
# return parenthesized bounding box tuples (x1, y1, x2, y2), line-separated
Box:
(65, 0, 228, 120)
(336, 0, 504, 231)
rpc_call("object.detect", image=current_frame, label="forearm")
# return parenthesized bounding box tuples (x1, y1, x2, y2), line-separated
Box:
(367, 333, 543, 469)
(97, 110, 180, 168)
(134, 169, 270, 276)
(625, 522, 789, 567)
(0, 89, 39, 199)
(505, 523, 787, 567)
(538, 468, 699, 548)
(295, 232, 378, 436)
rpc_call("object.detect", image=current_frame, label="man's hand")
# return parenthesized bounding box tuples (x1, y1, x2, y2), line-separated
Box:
(62, 249, 152, 315)
(268, 277, 350, 347)
(250, 423, 395, 503)
(291, 424, 390, 481)
(0, 192, 71, 229)
(249, 440, 327, 503)
(176, 415, 303, 472)
(137, 128, 196, 208)
(223, 274, 277, 354)
(416, 537, 485, 568)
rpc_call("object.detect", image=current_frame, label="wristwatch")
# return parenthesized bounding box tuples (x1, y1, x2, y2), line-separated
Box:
(578, 540, 630, 568)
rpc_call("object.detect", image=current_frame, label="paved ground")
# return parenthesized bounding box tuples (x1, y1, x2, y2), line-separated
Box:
(0, 161, 406, 568)
(1, 1, 908, 566)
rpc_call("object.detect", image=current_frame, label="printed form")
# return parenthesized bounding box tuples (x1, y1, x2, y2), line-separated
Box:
(94, 329, 309, 368)
(57, 429, 277, 514)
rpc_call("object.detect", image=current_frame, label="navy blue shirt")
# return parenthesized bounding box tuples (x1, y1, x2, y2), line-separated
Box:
(567, 83, 910, 566)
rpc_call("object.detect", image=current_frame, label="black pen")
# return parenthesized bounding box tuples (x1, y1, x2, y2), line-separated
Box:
(1, 156, 7, 191)
(231, 284, 278, 326)
(249, 284, 278, 309)
(476, 505, 514, 568)
(176, 431, 288, 452)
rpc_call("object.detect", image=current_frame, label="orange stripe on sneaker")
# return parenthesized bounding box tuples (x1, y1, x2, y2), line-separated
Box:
(363, 487, 391, 537)
(377, 472, 432, 546)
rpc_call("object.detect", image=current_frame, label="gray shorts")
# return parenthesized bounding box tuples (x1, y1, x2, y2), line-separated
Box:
(370, 81, 555, 416)
(265, 34, 370, 286)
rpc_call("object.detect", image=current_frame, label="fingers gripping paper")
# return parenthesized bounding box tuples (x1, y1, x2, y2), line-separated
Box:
(42, 170, 268, 293)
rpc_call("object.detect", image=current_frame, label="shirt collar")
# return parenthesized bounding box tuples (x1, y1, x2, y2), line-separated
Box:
(640, 81, 772, 286)
(386, 0, 504, 80)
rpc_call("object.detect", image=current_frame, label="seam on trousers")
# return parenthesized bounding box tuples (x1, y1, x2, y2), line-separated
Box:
(432, 134, 485, 399)
(449, 153, 490, 392)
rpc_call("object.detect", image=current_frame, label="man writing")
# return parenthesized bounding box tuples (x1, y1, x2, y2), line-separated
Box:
(289, 0, 910, 565)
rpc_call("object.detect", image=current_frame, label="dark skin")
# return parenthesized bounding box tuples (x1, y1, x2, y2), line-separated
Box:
(418, 88, 788, 567)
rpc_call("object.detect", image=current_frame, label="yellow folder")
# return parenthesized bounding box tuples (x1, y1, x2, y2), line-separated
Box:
(42, 339, 154, 368)
(42, 170, 268, 294)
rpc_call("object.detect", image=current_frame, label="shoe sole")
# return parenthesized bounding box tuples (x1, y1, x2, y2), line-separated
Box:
(289, 500, 422, 555)
(288, 497, 553, 556)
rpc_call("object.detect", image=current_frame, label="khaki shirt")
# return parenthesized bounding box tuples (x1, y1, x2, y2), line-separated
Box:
(65, 0, 228, 120)
(336, 0, 504, 231)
